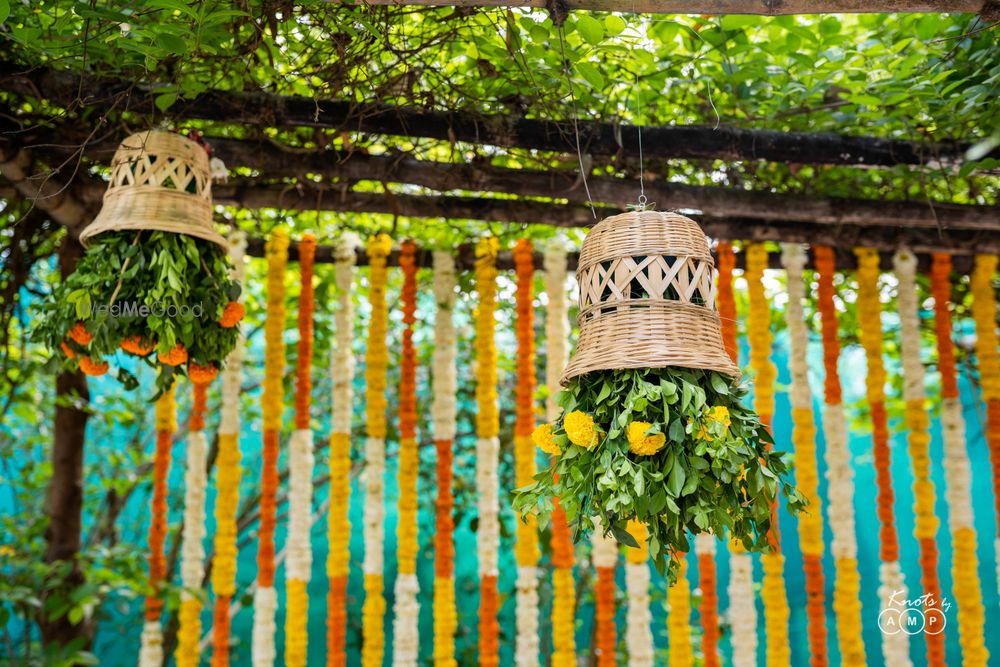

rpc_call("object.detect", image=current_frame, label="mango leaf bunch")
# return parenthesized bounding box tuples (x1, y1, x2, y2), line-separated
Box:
(513, 367, 806, 580)
(34, 230, 243, 395)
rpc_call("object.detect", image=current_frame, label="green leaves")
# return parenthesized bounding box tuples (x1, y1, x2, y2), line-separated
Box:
(575, 15, 604, 45)
(512, 366, 806, 579)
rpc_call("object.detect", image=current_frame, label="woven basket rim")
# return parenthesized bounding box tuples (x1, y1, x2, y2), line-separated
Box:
(575, 210, 714, 276)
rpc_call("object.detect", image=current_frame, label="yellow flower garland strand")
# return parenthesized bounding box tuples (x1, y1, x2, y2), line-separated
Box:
(667, 558, 693, 667)
(780, 244, 828, 667)
(745, 243, 790, 667)
(545, 242, 576, 667)
(327, 233, 357, 667)
(932, 253, 989, 667)
(362, 233, 392, 667)
(475, 236, 501, 667)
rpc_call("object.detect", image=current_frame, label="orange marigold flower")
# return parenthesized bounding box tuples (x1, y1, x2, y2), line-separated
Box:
(121, 336, 155, 356)
(219, 301, 245, 328)
(60, 341, 75, 359)
(68, 322, 92, 346)
(157, 343, 188, 366)
(79, 356, 109, 376)
(188, 362, 219, 385)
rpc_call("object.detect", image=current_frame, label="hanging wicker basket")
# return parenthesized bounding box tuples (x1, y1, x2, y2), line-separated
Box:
(79, 130, 225, 249)
(560, 210, 740, 385)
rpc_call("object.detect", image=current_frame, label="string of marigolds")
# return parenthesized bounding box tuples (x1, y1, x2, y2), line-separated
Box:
(895, 249, 947, 664)
(716, 243, 755, 667)
(667, 558, 693, 667)
(210, 230, 246, 667)
(393, 241, 421, 666)
(513, 239, 540, 667)
(286, 235, 317, 667)
(327, 233, 358, 667)
(542, 242, 576, 667)
(138, 384, 176, 667)
(432, 250, 459, 667)
(253, 228, 288, 667)
(814, 246, 867, 665)
(745, 243, 790, 667)
(855, 247, 911, 667)
(176, 373, 215, 667)
(932, 253, 989, 667)
(970, 253, 1000, 593)
(780, 244, 827, 667)
(592, 522, 618, 667)
(475, 236, 501, 667)
(625, 521, 652, 667)
(363, 234, 392, 667)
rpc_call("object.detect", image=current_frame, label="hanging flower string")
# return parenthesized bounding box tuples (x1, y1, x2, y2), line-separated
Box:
(362, 234, 392, 667)
(780, 244, 827, 667)
(210, 231, 246, 667)
(667, 558, 693, 667)
(716, 242, 754, 667)
(286, 235, 317, 667)
(814, 246, 866, 665)
(932, 253, 989, 666)
(513, 239, 540, 667)
(138, 384, 176, 667)
(327, 233, 359, 667)
(895, 249, 947, 665)
(544, 242, 576, 667)
(624, 521, 652, 667)
(475, 236, 501, 667)
(592, 521, 618, 667)
(252, 228, 288, 667)
(175, 379, 212, 667)
(970, 253, 1000, 592)
(432, 250, 459, 667)
(855, 247, 911, 666)
(745, 243, 790, 667)
(393, 240, 421, 666)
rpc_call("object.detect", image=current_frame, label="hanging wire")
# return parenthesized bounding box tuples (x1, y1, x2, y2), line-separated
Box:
(557, 25, 598, 221)
(632, 70, 650, 211)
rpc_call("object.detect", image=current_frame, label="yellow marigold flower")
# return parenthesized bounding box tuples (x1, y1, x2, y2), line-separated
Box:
(627, 421, 666, 456)
(563, 411, 597, 448)
(695, 405, 732, 441)
(532, 423, 562, 456)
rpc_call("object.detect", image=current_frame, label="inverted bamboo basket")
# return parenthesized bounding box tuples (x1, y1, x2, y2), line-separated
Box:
(80, 130, 225, 249)
(560, 210, 740, 384)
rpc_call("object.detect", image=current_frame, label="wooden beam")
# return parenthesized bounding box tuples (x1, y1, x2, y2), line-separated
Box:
(356, 0, 987, 14)
(45, 133, 998, 232)
(2, 63, 990, 168)
(0, 142, 95, 237)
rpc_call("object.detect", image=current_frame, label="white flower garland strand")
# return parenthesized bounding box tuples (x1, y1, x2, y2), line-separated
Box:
(139, 622, 163, 667)
(727, 551, 757, 667)
(251, 587, 277, 666)
(625, 559, 653, 667)
(515, 566, 540, 666)
(287, 429, 314, 582)
(544, 242, 568, 423)
(476, 436, 500, 578)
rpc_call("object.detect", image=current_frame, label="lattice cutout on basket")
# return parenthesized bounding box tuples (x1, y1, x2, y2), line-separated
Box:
(579, 254, 717, 318)
(109, 153, 210, 199)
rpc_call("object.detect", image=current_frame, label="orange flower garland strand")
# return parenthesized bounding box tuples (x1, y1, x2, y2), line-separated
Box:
(780, 244, 827, 667)
(327, 233, 359, 667)
(814, 246, 867, 666)
(393, 241, 421, 666)
(716, 242, 754, 667)
(855, 247, 911, 666)
(545, 242, 576, 667)
(432, 250, 459, 667)
(176, 380, 211, 667)
(475, 237, 501, 667)
(252, 228, 289, 667)
(138, 384, 176, 667)
(513, 239, 541, 667)
(592, 521, 618, 667)
(895, 249, 947, 664)
(210, 231, 246, 667)
(363, 234, 392, 667)
(932, 253, 989, 666)
(970, 253, 1000, 594)
(286, 235, 317, 667)
(745, 243, 791, 667)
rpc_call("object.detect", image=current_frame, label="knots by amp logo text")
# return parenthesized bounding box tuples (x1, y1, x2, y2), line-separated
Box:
(878, 590, 951, 636)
